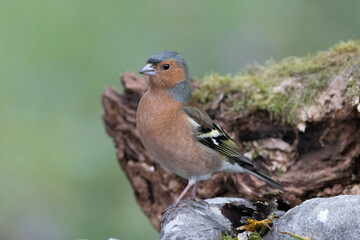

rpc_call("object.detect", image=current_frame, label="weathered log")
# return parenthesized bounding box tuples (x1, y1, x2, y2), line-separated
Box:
(102, 41, 360, 230)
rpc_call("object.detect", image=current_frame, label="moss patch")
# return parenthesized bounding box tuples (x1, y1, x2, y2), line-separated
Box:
(193, 40, 360, 124)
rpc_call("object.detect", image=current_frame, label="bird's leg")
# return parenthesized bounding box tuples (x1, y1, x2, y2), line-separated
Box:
(186, 182, 198, 200)
(162, 180, 195, 217)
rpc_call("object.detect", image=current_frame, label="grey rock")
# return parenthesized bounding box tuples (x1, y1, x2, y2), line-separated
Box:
(159, 197, 252, 240)
(160, 195, 360, 240)
(265, 195, 360, 240)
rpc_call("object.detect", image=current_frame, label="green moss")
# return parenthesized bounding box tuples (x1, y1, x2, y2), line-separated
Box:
(345, 63, 360, 99)
(194, 40, 360, 124)
(193, 73, 232, 103)
(248, 232, 262, 240)
(223, 235, 238, 240)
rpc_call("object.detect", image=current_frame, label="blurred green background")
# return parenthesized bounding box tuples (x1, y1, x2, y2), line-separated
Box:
(1, 1, 359, 239)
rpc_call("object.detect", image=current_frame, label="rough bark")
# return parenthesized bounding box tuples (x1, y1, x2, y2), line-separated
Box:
(102, 48, 360, 230)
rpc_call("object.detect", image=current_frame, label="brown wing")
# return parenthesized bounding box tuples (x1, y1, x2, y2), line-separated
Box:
(182, 99, 283, 190)
(182, 99, 253, 166)
(182, 99, 213, 128)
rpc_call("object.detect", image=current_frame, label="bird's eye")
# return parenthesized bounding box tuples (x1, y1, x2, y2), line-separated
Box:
(162, 64, 170, 70)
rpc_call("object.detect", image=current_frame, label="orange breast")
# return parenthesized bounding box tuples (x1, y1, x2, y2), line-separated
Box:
(136, 88, 223, 180)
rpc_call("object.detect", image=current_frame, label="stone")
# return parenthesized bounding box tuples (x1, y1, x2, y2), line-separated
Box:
(159, 198, 252, 240)
(265, 195, 360, 240)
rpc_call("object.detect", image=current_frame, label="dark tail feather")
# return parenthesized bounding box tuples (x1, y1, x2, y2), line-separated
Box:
(232, 155, 283, 190)
(247, 168, 283, 190)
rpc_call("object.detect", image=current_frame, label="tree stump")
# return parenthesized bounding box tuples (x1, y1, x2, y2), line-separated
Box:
(102, 41, 360, 230)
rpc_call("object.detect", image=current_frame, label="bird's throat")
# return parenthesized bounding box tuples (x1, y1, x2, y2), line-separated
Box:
(166, 79, 191, 103)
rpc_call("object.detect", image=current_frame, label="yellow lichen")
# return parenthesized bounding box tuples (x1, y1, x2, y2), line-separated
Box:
(242, 218, 272, 232)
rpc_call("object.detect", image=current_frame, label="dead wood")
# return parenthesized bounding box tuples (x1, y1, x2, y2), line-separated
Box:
(102, 45, 360, 230)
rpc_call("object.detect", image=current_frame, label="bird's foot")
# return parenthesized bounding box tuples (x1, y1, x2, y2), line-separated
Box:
(160, 201, 181, 226)
(185, 195, 202, 201)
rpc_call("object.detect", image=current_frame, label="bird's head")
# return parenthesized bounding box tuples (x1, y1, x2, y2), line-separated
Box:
(139, 51, 189, 90)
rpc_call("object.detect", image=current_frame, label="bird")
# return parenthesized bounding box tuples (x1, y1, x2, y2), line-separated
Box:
(136, 51, 282, 215)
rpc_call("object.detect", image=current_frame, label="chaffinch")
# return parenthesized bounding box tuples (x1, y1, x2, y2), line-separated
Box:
(137, 51, 282, 214)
